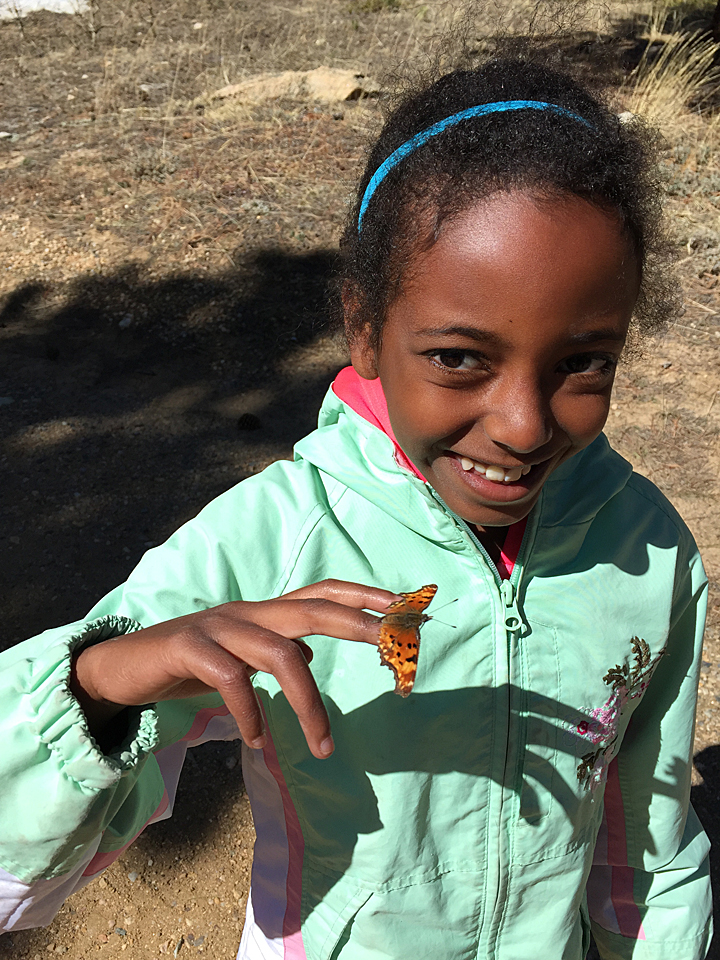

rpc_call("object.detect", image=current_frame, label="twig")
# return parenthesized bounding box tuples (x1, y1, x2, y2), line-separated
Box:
(684, 297, 718, 315)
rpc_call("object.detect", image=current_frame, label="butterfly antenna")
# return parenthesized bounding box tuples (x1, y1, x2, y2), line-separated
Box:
(432, 617, 457, 629)
(430, 597, 458, 616)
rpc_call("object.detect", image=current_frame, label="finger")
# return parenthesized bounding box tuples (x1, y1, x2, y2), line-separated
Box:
(239, 596, 385, 647)
(178, 627, 333, 759)
(296, 639, 313, 663)
(173, 634, 269, 748)
(281, 579, 402, 612)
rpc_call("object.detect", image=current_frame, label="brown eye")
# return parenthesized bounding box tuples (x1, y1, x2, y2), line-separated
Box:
(559, 354, 614, 375)
(430, 350, 482, 371)
(438, 351, 466, 368)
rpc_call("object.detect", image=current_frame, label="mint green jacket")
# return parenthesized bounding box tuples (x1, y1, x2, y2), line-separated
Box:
(0, 383, 711, 960)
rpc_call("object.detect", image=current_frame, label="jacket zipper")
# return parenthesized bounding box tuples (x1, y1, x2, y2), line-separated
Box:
(461, 525, 529, 957)
(428, 490, 530, 957)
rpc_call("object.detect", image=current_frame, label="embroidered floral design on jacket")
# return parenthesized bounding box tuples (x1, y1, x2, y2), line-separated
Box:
(576, 637, 664, 790)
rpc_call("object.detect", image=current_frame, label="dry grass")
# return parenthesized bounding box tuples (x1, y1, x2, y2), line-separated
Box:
(624, 17, 720, 128)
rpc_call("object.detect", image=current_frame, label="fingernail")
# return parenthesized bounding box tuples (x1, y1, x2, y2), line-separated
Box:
(251, 734, 267, 750)
(319, 736, 334, 757)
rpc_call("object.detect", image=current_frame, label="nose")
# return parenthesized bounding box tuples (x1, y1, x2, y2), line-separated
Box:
(481, 377, 554, 454)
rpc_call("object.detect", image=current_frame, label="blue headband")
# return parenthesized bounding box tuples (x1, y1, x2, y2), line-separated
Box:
(357, 99, 594, 231)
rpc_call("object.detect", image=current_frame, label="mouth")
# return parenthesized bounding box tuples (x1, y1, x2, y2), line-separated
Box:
(457, 456, 533, 484)
(447, 452, 556, 503)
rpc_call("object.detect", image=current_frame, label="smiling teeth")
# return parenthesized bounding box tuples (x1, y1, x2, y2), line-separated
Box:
(459, 457, 532, 483)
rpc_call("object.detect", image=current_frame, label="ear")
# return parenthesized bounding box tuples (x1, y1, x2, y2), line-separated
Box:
(342, 281, 379, 380)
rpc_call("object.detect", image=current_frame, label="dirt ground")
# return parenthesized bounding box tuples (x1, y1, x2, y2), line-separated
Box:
(1, 1, 719, 958)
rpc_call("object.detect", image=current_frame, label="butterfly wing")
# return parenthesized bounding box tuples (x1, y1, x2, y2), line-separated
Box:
(387, 583, 438, 614)
(378, 584, 438, 698)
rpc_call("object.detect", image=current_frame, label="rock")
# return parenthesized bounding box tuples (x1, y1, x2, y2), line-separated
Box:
(240, 199, 270, 215)
(127, 871, 138, 882)
(0, 397, 14, 405)
(118, 315, 132, 329)
(0, 154, 25, 170)
(0, 131, 11, 139)
(139, 82, 168, 98)
(237, 413, 262, 431)
(207, 67, 380, 106)
(225, 755, 238, 770)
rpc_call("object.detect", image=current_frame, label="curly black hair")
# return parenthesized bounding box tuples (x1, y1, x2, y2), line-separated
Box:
(336, 58, 676, 351)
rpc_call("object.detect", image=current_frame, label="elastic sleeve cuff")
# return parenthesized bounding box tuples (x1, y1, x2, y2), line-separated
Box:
(26, 615, 160, 788)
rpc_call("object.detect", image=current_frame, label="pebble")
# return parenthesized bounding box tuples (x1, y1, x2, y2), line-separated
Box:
(225, 755, 238, 770)
(0, 131, 11, 139)
(0, 397, 14, 405)
(115, 927, 127, 937)
(237, 413, 261, 431)
(661, 361, 672, 369)
(118, 315, 132, 329)
(128, 871, 138, 882)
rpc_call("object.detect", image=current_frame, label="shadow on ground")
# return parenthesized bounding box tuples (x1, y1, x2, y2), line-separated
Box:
(692, 745, 720, 958)
(0, 246, 347, 647)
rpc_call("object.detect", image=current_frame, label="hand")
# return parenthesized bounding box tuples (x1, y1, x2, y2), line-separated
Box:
(71, 580, 401, 759)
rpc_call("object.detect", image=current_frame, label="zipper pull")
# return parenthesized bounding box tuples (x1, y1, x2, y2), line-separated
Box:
(500, 579, 527, 640)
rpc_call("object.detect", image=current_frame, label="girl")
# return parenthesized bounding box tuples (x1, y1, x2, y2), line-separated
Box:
(0, 59, 712, 960)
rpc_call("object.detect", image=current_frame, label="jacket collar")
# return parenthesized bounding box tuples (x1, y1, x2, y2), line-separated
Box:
(297, 366, 633, 542)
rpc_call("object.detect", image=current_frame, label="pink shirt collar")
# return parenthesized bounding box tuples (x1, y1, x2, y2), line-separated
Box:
(331, 365, 525, 579)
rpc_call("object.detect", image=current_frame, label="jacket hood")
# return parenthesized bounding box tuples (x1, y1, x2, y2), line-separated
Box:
(294, 367, 635, 538)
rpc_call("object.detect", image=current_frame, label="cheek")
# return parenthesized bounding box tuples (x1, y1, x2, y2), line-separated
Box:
(385, 388, 448, 446)
(555, 393, 612, 447)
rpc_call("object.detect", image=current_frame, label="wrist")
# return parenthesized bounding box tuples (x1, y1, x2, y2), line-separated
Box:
(70, 646, 126, 732)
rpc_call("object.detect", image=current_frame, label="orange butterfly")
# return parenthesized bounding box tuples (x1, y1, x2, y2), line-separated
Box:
(378, 584, 438, 698)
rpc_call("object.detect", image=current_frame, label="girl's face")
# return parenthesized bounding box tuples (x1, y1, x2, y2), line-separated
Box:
(349, 190, 641, 530)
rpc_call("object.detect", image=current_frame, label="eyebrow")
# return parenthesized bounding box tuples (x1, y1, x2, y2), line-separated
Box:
(415, 326, 507, 346)
(415, 325, 627, 346)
